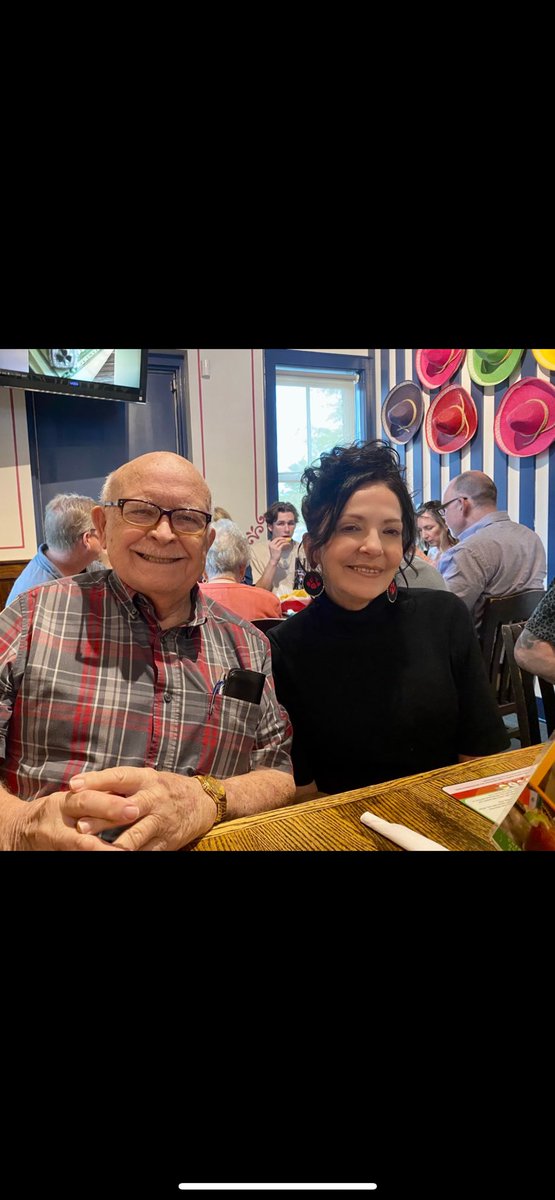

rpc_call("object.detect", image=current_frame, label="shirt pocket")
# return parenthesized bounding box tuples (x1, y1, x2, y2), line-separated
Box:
(200, 692, 262, 777)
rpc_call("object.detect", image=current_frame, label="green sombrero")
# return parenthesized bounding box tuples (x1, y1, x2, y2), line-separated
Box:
(468, 349, 524, 386)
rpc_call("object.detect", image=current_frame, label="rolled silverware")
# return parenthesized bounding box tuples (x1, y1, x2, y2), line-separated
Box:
(360, 811, 450, 851)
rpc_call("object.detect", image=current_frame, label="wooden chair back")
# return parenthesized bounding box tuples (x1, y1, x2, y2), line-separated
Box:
(501, 621, 555, 746)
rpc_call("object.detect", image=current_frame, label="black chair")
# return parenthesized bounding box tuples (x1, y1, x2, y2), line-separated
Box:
(479, 591, 545, 725)
(250, 618, 286, 634)
(501, 621, 555, 746)
(480, 591, 545, 675)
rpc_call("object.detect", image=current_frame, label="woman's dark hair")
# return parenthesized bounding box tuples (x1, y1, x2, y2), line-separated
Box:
(301, 440, 416, 563)
(264, 501, 299, 527)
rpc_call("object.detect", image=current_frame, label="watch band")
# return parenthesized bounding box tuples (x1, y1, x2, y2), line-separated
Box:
(195, 773, 227, 825)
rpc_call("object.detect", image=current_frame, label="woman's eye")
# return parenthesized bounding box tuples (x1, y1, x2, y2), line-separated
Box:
(384, 528, 402, 536)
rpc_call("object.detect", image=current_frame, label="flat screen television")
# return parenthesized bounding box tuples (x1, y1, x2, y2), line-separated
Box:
(0, 348, 148, 402)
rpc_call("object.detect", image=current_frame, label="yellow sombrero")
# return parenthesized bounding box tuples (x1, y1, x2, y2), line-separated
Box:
(532, 349, 555, 372)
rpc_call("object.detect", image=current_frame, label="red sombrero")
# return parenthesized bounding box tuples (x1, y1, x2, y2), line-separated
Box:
(416, 349, 466, 390)
(425, 383, 478, 454)
(494, 376, 555, 457)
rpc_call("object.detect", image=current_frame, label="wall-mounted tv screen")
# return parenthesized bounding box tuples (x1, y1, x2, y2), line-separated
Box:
(0, 348, 148, 402)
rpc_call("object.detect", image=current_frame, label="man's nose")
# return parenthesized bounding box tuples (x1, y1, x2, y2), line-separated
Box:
(149, 514, 176, 539)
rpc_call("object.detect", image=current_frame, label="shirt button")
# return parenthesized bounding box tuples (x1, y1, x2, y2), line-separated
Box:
(163, 692, 171, 703)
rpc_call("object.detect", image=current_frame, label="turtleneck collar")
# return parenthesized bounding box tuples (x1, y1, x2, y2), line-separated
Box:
(313, 588, 393, 625)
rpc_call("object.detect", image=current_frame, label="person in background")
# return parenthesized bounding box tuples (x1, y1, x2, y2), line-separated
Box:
(213, 506, 253, 584)
(514, 581, 555, 682)
(438, 471, 546, 631)
(251, 502, 301, 597)
(397, 552, 447, 590)
(5, 493, 109, 605)
(416, 501, 458, 567)
(268, 441, 509, 799)
(0, 452, 294, 851)
(201, 520, 282, 621)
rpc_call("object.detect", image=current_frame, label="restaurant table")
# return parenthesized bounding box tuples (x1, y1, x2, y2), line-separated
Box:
(190, 745, 542, 851)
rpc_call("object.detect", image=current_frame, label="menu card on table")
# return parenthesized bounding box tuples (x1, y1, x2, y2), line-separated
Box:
(443, 736, 555, 851)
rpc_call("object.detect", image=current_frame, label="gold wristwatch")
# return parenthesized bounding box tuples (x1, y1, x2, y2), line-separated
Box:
(195, 774, 227, 825)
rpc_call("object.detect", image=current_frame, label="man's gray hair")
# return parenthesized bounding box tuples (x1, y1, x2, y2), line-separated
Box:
(205, 520, 249, 580)
(44, 494, 96, 552)
(453, 471, 497, 506)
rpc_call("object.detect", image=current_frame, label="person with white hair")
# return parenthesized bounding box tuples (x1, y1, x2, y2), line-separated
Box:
(201, 519, 282, 621)
(0, 453, 294, 851)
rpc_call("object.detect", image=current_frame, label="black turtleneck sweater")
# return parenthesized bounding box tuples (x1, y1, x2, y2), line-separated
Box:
(268, 588, 509, 794)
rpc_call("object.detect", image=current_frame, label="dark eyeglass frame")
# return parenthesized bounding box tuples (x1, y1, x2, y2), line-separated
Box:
(104, 499, 212, 538)
(437, 496, 466, 517)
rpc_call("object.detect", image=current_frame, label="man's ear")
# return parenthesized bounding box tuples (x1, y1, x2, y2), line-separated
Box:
(207, 525, 216, 550)
(91, 505, 107, 548)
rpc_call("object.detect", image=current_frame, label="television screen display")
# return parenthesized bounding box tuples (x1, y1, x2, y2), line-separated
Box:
(0, 348, 148, 402)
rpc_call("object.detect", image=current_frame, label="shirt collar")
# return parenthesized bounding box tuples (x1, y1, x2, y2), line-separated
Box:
(459, 510, 509, 541)
(108, 572, 208, 628)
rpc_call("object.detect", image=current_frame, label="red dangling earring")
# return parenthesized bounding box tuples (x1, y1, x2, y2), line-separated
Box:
(303, 569, 325, 599)
(387, 579, 398, 605)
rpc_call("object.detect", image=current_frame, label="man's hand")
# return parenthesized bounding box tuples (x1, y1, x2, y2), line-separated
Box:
(268, 535, 293, 564)
(65, 766, 218, 851)
(11, 791, 119, 851)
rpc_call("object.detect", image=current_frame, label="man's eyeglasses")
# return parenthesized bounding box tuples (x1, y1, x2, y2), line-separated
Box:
(438, 497, 465, 517)
(104, 499, 212, 538)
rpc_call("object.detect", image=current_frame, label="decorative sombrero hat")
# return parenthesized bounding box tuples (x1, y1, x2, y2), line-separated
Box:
(415, 349, 466, 390)
(494, 376, 555, 457)
(532, 349, 555, 372)
(468, 348, 524, 386)
(381, 380, 424, 445)
(425, 383, 478, 454)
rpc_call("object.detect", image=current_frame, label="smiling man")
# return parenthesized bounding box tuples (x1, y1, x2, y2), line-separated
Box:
(0, 452, 294, 851)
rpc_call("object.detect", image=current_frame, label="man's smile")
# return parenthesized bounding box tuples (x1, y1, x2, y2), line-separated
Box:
(135, 551, 185, 564)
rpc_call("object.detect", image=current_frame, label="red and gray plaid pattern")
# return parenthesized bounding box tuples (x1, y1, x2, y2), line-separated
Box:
(0, 572, 292, 800)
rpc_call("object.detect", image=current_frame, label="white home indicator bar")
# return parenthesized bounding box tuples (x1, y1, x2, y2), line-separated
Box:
(178, 1187, 377, 1192)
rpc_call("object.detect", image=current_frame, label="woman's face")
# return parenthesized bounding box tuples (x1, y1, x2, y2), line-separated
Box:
(319, 483, 404, 611)
(417, 513, 442, 548)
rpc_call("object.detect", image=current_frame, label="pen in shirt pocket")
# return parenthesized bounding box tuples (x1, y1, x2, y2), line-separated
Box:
(208, 675, 227, 717)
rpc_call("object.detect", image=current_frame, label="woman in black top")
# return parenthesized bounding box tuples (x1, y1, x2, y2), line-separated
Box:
(268, 441, 509, 798)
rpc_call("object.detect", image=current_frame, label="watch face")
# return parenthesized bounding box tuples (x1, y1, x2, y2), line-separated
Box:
(205, 776, 225, 800)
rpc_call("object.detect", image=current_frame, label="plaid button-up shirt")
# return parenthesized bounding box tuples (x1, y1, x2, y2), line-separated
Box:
(0, 570, 292, 800)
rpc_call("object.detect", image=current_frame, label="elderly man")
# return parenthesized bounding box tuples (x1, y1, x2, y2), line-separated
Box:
(438, 471, 546, 630)
(6, 492, 108, 604)
(0, 452, 294, 851)
(514, 582, 555, 682)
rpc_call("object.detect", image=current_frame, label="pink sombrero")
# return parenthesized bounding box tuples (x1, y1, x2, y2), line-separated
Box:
(416, 349, 466, 390)
(494, 376, 555, 457)
(425, 383, 478, 454)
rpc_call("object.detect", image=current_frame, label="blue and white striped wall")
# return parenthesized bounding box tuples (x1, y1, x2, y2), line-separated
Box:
(371, 349, 555, 583)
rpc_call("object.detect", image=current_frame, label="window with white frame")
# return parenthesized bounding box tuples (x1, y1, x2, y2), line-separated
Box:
(276, 368, 361, 532)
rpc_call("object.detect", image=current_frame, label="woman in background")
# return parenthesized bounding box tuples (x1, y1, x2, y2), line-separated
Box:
(268, 441, 508, 798)
(416, 501, 458, 567)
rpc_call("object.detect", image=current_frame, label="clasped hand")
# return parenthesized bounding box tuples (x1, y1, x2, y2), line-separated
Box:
(62, 766, 217, 851)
